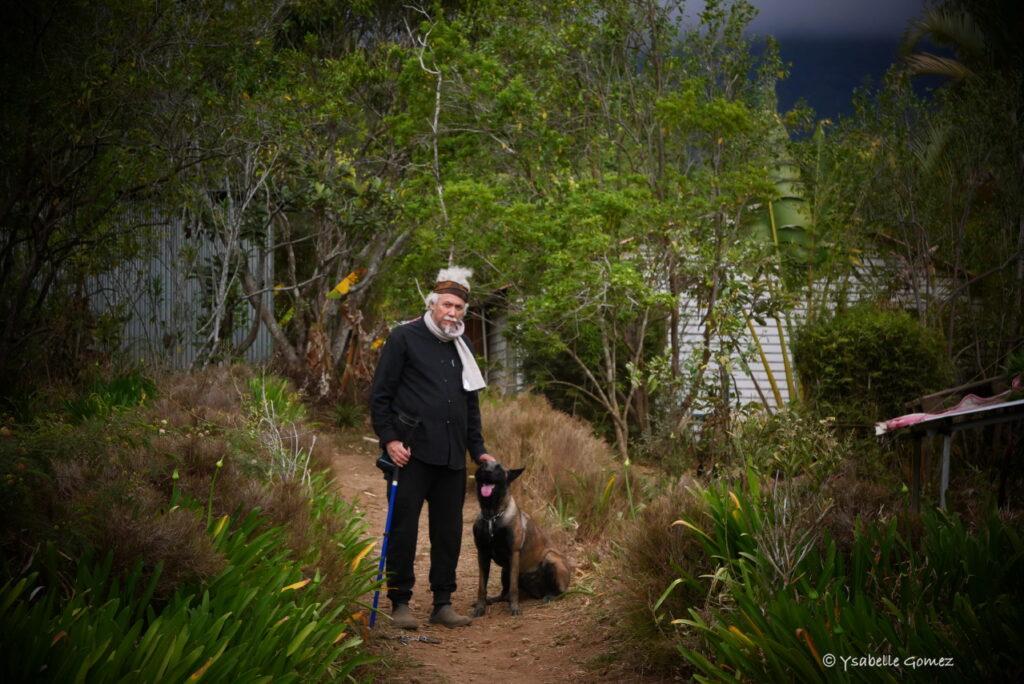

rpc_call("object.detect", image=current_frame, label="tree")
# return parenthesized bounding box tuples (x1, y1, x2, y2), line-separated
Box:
(0, 0, 212, 385)
(898, 0, 1024, 372)
(374, 0, 789, 457)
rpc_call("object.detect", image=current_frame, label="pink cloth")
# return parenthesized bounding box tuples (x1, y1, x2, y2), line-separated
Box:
(879, 374, 1022, 432)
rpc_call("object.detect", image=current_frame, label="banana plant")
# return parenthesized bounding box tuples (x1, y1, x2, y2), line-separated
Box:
(743, 116, 819, 405)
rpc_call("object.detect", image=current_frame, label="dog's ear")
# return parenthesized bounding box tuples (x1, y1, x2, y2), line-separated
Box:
(507, 467, 525, 484)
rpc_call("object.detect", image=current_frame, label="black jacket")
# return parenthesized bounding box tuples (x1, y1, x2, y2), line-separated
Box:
(370, 317, 487, 469)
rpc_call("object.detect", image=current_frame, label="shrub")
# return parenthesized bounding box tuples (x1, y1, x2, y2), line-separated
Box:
(63, 370, 157, 422)
(246, 373, 306, 424)
(1, 368, 377, 623)
(601, 478, 710, 672)
(333, 402, 367, 429)
(731, 407, 845, 482)
(245, 373, 315, 485)
(793, 304, 952, 423)
(1006, 349, 1024, 380)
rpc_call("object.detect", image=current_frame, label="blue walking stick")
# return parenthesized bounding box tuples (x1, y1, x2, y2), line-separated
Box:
(369, 455, 400, 628)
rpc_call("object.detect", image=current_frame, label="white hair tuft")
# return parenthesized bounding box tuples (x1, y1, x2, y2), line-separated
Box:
(436, 266, 473, 289)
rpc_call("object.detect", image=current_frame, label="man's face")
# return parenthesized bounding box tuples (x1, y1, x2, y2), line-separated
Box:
(430, 293, 466, 334)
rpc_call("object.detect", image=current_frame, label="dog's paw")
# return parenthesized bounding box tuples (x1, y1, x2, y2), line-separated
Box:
(471, 602, 487, 618)
(509, 603, 521, 616)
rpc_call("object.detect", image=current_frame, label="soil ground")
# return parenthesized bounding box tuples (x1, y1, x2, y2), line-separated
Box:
(326, 431, 666, 683)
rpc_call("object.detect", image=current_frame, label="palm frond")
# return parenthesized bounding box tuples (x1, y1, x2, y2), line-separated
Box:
(903, 52, 975, 81)
(911, 121, 954, 177)
(900, 9, 986, 61)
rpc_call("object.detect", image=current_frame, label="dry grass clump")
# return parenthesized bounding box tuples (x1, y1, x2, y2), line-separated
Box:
(46, 442, 226, 597)
(97, 505, 224, 596)
(820, 458, 902, 550)
(599, 477, 709, 674)
(1, 366, 341, 598)
(151, 364, 253, 430)
(479, 392, 622, 538)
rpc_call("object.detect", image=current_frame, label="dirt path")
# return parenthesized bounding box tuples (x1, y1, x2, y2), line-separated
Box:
(326, 432, 632, 683)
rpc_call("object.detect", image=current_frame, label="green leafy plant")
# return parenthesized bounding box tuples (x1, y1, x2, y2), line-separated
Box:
(0, 492, 379, 682)
(661, 478, 1024, 682)
(64, 371, 157, 422)
(793, 304, 953, 423)
(333, 403, 366, 429)
(246, 374, 314, 485)
(1005, 349, 1024, 381)
(247, 374, 306, 425)
(732, 408, 845, 481)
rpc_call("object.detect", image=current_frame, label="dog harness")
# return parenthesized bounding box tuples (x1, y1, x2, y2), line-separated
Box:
(481, 511, 501, 537)
(481, 506, 528, 551)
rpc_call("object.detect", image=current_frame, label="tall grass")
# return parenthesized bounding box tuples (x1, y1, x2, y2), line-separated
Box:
(601, 478, 711, 671)
(246, 374, 315, 486)
(479, 392, 627, 539)
(603, 408, 1014, 680)
(63, 370, 156, 422)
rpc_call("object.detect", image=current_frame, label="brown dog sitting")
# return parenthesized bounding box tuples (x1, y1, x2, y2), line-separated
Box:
(471, 461, 571, 616)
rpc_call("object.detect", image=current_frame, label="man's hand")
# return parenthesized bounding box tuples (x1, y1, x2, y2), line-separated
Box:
(478, 453, 496, 464)
(386, 440, 411, 467)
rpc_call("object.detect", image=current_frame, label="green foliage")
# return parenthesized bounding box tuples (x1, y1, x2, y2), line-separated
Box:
(826, 20, 1024, 378)
(1, 368, 379, 680)
(373, 0, 789, 456)
(64, 371, 157, 422)
(668, 480, 1024, 682)
(245, 374, 314, 484)
(0, 0, 279, 383)
(0, 497, 377, 682)
(333, 403, 366, 429)
(1005, 349, 1024, 380)
(793, 304, 953, 423)
(247, 374, 306, 425)
(732, 408, 845, 481)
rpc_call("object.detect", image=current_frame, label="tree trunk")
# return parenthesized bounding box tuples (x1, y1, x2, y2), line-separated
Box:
(612, 415, 630, 462)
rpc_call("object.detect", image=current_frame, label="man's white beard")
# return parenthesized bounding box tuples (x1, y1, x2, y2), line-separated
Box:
(440, 318, 461, 334)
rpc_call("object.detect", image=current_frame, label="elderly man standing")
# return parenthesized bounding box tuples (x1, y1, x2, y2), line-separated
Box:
(370, 266, 495, 630)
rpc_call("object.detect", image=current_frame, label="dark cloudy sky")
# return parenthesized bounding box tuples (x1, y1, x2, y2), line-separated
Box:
(742, 0, 924, 37)
(688, 1, 931, 120)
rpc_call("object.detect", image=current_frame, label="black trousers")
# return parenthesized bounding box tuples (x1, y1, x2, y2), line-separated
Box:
(385, 456, 466, 607)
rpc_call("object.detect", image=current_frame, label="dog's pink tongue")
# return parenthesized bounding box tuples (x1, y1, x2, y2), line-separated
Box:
(480, 484, 495, 497)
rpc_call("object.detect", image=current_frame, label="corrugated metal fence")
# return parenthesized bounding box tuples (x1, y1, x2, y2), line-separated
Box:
(90, 211, 274, 369)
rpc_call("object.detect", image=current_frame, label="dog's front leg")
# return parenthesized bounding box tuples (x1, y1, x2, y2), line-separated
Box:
(487, 566, 510, 604)
(473, 550, 490, 617)
(509, 548, 521, 616)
